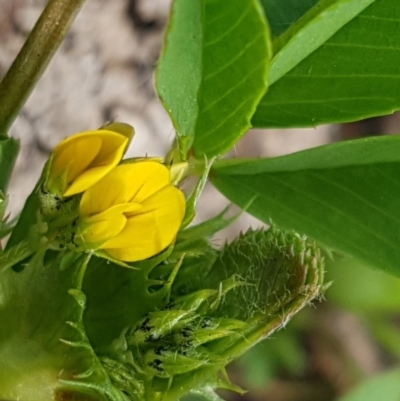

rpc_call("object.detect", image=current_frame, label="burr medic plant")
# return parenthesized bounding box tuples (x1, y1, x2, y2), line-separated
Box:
(1, 1, 400, 400)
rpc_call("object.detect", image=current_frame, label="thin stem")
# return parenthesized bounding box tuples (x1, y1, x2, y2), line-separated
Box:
(0, 0, 87, 137)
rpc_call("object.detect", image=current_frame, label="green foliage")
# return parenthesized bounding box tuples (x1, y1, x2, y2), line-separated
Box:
(156, 0, 271, 158)
(0, 191, 17, 239)
(82, 252, 179, 354)
(0, 252, 128, 401)
(253, 0, 400, 127)
(155, 0, 202, 157)
(326, 257, 400, 313)
(212, 135, 400, 277)
(263, 0, 374, 85)
(337, 368, 400, 401)
(81, 226, 324, 401)
(0, 137, 19, 193)
(326, 257, 400, 361)
(5, 185, 42, 249)
(260, 0, 318, 38)
(4, 0, 400, 399)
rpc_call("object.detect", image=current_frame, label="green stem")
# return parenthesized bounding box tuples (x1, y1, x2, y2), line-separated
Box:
(0, 0, 87, 137)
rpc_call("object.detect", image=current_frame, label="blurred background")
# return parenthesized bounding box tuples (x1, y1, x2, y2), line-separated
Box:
(2, 1, 400, 400)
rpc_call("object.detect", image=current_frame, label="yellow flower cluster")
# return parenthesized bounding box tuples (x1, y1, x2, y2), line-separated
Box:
(46, 123, 185, 262)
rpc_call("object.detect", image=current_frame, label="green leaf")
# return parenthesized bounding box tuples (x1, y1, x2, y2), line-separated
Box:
(326, 257, 400, 313)
(212, 135, 400, 277)
(6, 185, 41, 249)
(0, 137, 19, 193)
(337, 368, 400, 401)
(252, 0, 400, 128)
(155, 0, 202, 157)
(82, 256, 174, 353)
(177, 206, 238, 243)
(0, 252, 127, 401)
(156, 0, 271, 158)
(263, 0, 375, 85)
(0, 213, 18, 239)
(260, 0, 318, 38)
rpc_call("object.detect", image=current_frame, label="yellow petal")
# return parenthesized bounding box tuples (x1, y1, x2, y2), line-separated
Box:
(128, 162, 171, 203)
(79, 213, 127, 246)
(79, 169, 136, 217)
(81, 202, 143, 221)
(65, 132, 128, 196)
(48, 130, 129, 197)
(100, 186, 186, 261)
(102, 214, 164, 261)
(79, 203, 141, 246)
(79, 162, 171, 216)
(100, 122, 135, 143)
(90, 130, 129, 166)
(50, 135, 102, 187)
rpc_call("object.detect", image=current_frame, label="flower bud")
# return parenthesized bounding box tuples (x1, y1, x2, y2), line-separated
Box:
(46, 123, 133, 197)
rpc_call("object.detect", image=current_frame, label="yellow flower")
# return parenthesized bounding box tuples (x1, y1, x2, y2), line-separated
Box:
(46, 123, 133, 197)
(77, 161, 186, 262)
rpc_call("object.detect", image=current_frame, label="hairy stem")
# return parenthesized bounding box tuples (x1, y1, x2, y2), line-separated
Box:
(0, 0, 87, 137)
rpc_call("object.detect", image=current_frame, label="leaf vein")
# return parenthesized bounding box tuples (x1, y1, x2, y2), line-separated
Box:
(290, 74, 400, 79)
(324, 42, 400, 52)
(199, 61, 265, 131)
(309, 171, 400, 225)
(204, 3, 253, 48)
(236, 180, 375, 260)
(358, 15, 400, 23)
(258, 96, 395, 107)
(253, 189, 362, 253)
(374, 165, 400, 189)
(204, 32, 265, 82)
(266, 174, 397, 250)
(202, 59, 265, 112)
